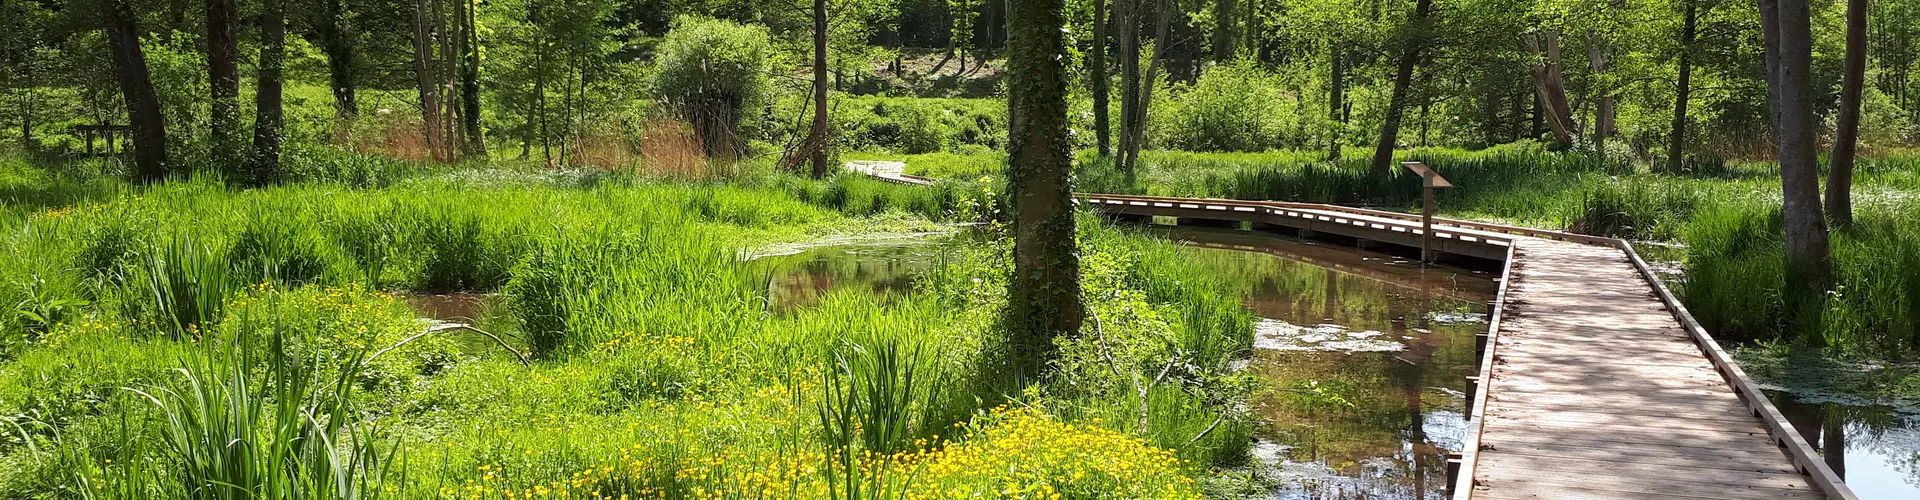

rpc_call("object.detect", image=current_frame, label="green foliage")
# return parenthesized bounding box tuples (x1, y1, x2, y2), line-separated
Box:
(1157, 63, 1287, 152)
(651, 16, 774, 154)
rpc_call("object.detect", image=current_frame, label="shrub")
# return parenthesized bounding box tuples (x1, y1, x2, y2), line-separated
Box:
(651, 16, 773, 159)
(1159, 63, 1285, 152)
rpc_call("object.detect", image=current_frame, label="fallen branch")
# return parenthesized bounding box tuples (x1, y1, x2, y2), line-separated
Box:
(370, 322, 530, 366)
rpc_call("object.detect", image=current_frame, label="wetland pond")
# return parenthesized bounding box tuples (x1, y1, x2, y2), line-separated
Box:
(397, 229, 1920, 498)
(745, 227, 1498, 498)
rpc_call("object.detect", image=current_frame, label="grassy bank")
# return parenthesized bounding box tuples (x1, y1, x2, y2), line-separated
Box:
(0, 151, 1262, 498)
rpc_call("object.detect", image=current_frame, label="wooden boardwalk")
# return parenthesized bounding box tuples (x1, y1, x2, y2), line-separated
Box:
(1470, 239, 1832, 499)
(1063, 194, 1858, 500)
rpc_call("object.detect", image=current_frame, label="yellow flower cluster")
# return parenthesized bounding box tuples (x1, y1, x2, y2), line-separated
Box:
(443, 409, 1198, 499)
(591, 331, 694, 353)
(901, 409, 1200, 499)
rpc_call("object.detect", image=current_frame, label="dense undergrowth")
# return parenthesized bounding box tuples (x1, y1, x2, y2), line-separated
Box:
(0, 150, 1260, 498)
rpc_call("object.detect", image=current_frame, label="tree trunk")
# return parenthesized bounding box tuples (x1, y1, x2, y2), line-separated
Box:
(1370, 0, 1433, 175)
(460, 0, 485, 157)
(1004, 0, 1082, 381)
(1123, 0, 1172, 179)
(809, 0, 830, 178)
(1827, 0, 1866, 227)
(1212, 0, 1236, 61)
(318, 0, 358, 140)
(1328, 43, 1344, 160)
(1667, 0, 1698, 172)
(1586, 29, 1613, 147)
(1761, 0, 1834, 341)
(439, 0, 461, 160)
(105, 0, 169, 180)
(206, 0, 240, 173)
(1116, 0, 1140, 175)
(1524, 29, 1579, 147)
(411, 0, 445, 162)
(1092, 0, 1111, 157)
(248, 0, 286, 187)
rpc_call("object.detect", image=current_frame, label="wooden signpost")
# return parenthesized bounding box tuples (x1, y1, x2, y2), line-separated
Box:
(1401, 161, 1452, 262)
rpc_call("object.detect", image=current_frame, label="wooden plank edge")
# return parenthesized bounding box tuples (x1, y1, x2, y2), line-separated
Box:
(1615, 239, 1857, 500)
(1452, 243, 1516, 499)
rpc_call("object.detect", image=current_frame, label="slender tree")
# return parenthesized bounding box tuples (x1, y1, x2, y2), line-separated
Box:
(206, 0, 240, 171)
(1370, 0, 1433, 175)
(459, 0, 485, 157)
(809, 0, 829, 178)
(1005, 0, 1082, 379)
(1116, 0, 1140, 173)
(1091, 0, 1111, 157)
(1212, 0, 1236, 61)
(1827, 0, 1866, 227)
(249, 0, 288, 186)
(1760, 0, 1834, 339)
(1125, 0, 1171, 178)
(1327, 43, 1344, 160)
(1667, 0, 1700, 172)
(104, 0, 169, 180)
(411, 0, 446, 161)
(316, 0, 358, 137)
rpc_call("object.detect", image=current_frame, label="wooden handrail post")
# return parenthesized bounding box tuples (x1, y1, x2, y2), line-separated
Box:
(1401, 161, 1452, 262)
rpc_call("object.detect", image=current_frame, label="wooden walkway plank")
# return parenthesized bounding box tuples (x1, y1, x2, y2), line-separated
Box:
(1470, 239, 1835, 499)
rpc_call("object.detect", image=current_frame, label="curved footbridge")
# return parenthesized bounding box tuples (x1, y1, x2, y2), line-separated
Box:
(1077, 194, 1858, 500)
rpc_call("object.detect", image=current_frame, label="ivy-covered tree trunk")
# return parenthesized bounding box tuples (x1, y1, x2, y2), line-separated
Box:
(1370, 0, 1433, 175)
(1760, 0, 1833, 343)
(206, 0, 239, 173)
(1827, 0, 1866, 227)
(1005, 0, 1082, 381)
(248, 0, 287, 187)
(1667, 0, 1698, 172)
(105, 0, 168, 180)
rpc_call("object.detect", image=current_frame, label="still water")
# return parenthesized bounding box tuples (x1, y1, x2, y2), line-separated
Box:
(1770, 391, 1920, 498)
(400, 229, 1500, 497)
(1163, 228, 1495, 499)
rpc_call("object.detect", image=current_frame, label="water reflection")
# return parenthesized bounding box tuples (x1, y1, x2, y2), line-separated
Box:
(1164, 228, 1494, 499)
(1770, 390, 1920, 498)
(753, 240, 942, 313)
